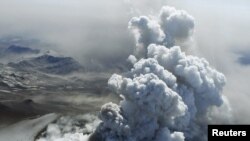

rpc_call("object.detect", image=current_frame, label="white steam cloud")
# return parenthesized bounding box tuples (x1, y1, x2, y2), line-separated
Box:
(91, 6, 227, 141)
(36, 114, 100, 141)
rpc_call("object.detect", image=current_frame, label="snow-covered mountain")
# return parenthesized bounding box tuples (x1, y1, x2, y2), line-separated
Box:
(0, 44, 84, 75)
(8, 53, 84, 75)
(0, 63, 88, 91)
(0, 42, 111, 96)
(0, 64, 36, 91)
(0, 44, 87, 91)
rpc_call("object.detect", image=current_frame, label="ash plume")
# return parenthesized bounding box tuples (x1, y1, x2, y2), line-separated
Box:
(129, 6, 194, 57)
(35, 5, 229, 141)
(91, 6, 227, 141)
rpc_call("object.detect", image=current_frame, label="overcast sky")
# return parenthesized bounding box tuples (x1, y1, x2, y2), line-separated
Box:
(0, 0, 250, 122)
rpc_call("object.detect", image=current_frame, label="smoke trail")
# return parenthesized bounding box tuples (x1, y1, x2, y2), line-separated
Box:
(91, 6, 227, 141)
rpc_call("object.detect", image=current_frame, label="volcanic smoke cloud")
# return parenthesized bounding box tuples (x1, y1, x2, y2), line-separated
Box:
(128, 6, 194, 57)
(37, 6, 227, 141)
(92, 6, 226, 141)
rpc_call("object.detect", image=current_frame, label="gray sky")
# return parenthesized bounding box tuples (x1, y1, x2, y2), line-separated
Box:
(0, 0, 250, 122)
(0, 0, 134, 65)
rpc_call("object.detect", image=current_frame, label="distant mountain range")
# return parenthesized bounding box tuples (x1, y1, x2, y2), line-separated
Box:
(1, 45, 84, 75)
(0, 41, 113, 93)
(0, 44, 87, 91)
(8, 53, 84, 75)
(4, 45, 40, 55)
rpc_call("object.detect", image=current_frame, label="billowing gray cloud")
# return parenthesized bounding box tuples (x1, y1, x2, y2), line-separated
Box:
(92, 45, 226, 141)
(159, 7, 194, 47)
(128, 6, 194, 57)
(129, 16, 165, 52)
(90, 4, 227, 139)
